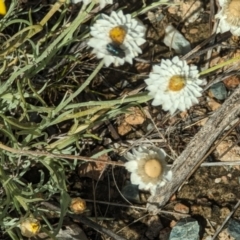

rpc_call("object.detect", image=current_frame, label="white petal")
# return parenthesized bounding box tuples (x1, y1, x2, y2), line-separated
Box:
(164, 170, 173, 182)
(130, 172, 142, 185)
(124, 161, 138, 172)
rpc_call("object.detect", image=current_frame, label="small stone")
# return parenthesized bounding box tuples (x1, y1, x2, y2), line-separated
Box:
(168, 6, 178, 15)
(215, 140, 240, 161)
(221, 176, 228, 184)
(208, 82, 227, 100)
(170, 220, 177, 228)
(174, 203, 189, 214)
(219, 229, 235, 240)
(224, 75, 240, 89)
(125, 107, 145, 125)
(220, 207, 230, 219)
(215, 178, 222, 183)
(207, 97, 221, 111)
(146, 123, 154, 131)
(169, 217, 200, 240)
(190, 205, 212, 218)
(163, 24, 191, 54)
(189, 28, 198, 34)
(228, 219, 240, 239)
(118, 122, 132, 136)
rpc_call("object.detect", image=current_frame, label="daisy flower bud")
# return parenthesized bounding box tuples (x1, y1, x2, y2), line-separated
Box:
(70, 197, 86, 214)
(88, 10, 146, 67)
(124, 146, 172, 195)
(145, 56, 206, 115)
(19, 218, 41, 238)
(215, 0, 240, 36)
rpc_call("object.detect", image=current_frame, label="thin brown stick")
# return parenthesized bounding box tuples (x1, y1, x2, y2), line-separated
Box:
(147, 86, 240, 213)
(84, 199, 190, 217)
(1, 143, 240, 171)
(211, 200, 240, 240)
(0, 143, 123, 166)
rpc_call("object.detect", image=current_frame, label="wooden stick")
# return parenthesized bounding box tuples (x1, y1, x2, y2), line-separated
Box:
(147, 86, 240, 214)
(0, 143, 123, 166)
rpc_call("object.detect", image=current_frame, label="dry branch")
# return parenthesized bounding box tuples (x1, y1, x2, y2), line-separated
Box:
(147, 86, 240, 214)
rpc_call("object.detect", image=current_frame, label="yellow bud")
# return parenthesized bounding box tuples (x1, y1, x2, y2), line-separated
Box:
(70, 197, 86, 214)
(19, 218, 41, 238)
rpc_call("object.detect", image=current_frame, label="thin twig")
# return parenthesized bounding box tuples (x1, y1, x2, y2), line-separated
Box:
(0, 142, 123, 166)
(84, 199, 190, 217)
(1, 143, 240, 170)
(211, 200, 240, 240)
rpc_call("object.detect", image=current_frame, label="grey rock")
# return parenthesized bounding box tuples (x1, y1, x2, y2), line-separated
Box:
(169, 217, 199, 240)
(163, 24, 191, 55)
(228, 218, 240, 240)
(209, 82, 227, 100)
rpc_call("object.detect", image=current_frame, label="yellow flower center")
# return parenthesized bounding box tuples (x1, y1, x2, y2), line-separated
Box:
(144, 159, 162, 178)
(109, 26, 127, 45)
(30, 223, 40, 233)
(225, 0, 240, 26)
(168, 75, 186, 91)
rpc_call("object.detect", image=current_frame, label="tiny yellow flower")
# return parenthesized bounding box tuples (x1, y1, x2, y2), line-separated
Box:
(19, 218, 41, 238)
(0, 0, 6, 15)
(70, 197, 86, 214)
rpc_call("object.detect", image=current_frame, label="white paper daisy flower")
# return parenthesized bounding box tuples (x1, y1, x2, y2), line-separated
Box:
(124, 146, 172, 195)
(215, 0, 240, 36)
(88, 10, 146, 67)
(71, 0, 113, 9)
(145, 56, 206, 115)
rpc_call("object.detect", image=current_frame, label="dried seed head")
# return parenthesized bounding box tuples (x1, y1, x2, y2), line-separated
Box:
(19, 218, 41, 238)
(70, 197, 86, 214)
